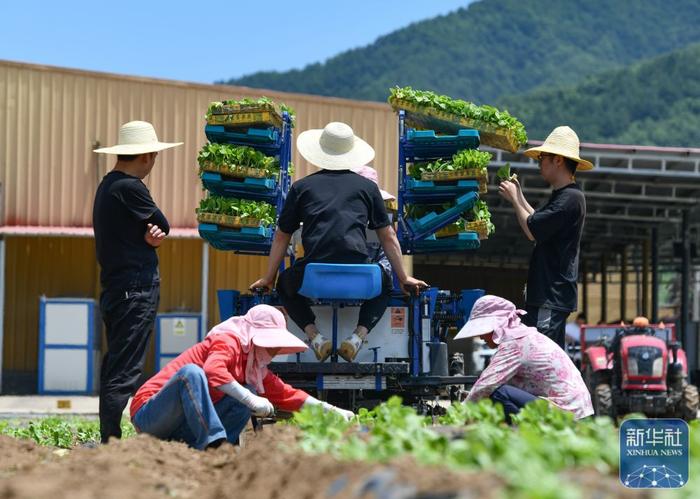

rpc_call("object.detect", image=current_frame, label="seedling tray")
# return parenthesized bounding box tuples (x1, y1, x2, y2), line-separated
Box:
(196, 212, 264, 229)
(391, 98, 520, 153)
(204, 125, 279, 145)
(403, 179, 480, 204)
(435, 220, 489, 240)
(199, 223, 272, 252)
(413, 232, 481, 253)
(200, 172, 278, 201)
(406, 191, 478, 236)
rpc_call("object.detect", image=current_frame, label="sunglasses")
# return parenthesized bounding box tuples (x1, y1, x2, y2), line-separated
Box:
(537, 153, 554, 165)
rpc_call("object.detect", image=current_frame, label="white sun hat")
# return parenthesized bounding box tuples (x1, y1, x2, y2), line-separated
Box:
(94, 121, 183, 155)
(523, 126, 593, 171)
(296, 122, 375, 171)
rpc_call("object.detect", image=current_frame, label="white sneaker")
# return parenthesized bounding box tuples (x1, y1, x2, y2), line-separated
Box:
(310, 333, 332, 362)
(338, 333, 364, 362)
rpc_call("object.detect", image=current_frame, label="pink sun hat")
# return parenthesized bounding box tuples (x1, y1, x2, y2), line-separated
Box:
(246, 305, 308, 354)
(208, 304, 308, 355)
(353, 165, 396, 201)
(454, 295, 527, 342)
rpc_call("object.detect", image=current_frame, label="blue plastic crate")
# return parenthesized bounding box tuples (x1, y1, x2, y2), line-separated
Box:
(200, 172, 278, 201)
(199, 223, 272, 252)
(205, 125, 279, 144)
(403, 178, 480, 203)
(407, 191, 478, 237)
(402, 128, 480, 160)
(413, 232, 481, 253)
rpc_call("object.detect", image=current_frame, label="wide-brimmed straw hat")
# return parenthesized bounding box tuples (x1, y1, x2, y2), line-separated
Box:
(353, 165, 396, 201)
(94, 121, 183, 155)
(297, 122, 375, 171)
(523, 126, 593, 171)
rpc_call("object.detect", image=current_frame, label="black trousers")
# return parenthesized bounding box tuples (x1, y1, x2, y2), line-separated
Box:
(276, 263, 392, 334)
(99, 283, 159, 443)
(522, 305, 568, 350)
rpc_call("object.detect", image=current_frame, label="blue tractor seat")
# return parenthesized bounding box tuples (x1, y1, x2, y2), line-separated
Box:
(298, 263, 382, 301)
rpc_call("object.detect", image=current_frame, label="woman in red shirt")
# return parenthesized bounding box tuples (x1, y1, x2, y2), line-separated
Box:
(130, 304, 352, 449)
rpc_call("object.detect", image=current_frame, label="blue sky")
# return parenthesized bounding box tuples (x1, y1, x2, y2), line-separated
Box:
(0, 1, 472, 83)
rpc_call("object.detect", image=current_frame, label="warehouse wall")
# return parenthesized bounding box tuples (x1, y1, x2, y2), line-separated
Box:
(1, 235, 270, 392)
(0, 60, 398, 229)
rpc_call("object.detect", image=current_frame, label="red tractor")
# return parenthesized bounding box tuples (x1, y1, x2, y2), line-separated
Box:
(581, 317, 699, 420)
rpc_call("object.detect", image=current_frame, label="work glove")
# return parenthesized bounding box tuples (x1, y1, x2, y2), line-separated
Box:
(303, 396, 355, 421)
(216, 381, 275, 417)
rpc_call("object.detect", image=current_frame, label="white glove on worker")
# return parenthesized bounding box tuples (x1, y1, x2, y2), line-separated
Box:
(216, 381, 275, 417)
(303, 396, 355, 421)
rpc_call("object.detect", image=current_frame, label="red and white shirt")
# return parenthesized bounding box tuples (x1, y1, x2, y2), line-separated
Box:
(130, 334, 309, 419)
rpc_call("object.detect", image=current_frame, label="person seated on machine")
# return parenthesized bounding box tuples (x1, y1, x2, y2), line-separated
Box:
(250, 122, 426, 362)
(353, 165, 396, 285)
(454, 295, 593, 421)
(130, 305, 353, 450)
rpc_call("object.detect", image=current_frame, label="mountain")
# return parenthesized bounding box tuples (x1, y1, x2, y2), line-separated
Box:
(223, 0, 700, 104)
(498, 43, 700, 147)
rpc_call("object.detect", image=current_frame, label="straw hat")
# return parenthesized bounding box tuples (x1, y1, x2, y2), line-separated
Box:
(352, 165, 396, 201)
(523, 126, 593, 171)
(297, 122, 375, 171)
(94, 121, 183, 155)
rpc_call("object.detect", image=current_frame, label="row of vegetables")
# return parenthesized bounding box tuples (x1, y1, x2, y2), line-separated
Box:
(291, 396, 699, 498)
(195, 89, 528, 242)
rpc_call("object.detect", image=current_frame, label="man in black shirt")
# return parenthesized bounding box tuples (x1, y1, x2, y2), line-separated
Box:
(251, 122, 426, 362)
(93, 121, 182, 442)
(498, 126, 592, 349)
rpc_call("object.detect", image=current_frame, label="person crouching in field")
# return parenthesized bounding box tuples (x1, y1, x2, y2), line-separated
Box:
(130, 305, 353, 450)
(455, 295, 593, 421)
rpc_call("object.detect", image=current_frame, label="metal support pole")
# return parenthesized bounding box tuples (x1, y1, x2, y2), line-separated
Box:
(601, 253, 608, 324)
(200, 242, 209, 339)
(642, 239, 650, 318)
(651, 227, 659, 323)
(0, 237, 5, 392)
(620, 247, 628, 322)
(582, 259, 588, 319)
(681, 211, 690, 348)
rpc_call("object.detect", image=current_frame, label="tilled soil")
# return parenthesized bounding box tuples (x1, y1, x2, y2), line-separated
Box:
(0, 425, 651, 499)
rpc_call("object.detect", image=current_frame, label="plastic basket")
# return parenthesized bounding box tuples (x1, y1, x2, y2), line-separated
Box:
(420, 169, 488, 193)
(196, 212, 265, 229)
(199, 162, 271, 179)
(391, 98, 520, 153)
(207, 107, 283, 129)
(435, 220, 489, 240)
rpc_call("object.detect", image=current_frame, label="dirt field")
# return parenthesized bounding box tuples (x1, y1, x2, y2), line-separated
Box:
(0, 425, 650, 499)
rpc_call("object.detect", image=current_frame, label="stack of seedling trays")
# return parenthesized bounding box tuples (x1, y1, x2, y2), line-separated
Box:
(395, 112, 496, 254)
(197, 98, 293, 253)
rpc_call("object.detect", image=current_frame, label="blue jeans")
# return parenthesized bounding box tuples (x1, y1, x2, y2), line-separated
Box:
(490, 384, 538, 422)
(132, 364, 251, 450)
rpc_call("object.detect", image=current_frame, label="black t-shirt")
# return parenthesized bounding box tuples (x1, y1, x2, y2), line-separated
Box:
(93, 171, 170, 289)
(277, 170, 391, 264)
(525, 183, 586, 312)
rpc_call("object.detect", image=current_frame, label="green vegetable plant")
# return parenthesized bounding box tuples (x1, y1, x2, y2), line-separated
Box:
(389, 86, 527, 147)
(496, 162, 518, 182)
(206, 96, 296, 125)
(197, 196, 276, 226)
(291, 396, 620, 499)
(0, 417, 135, 448)
(408, 149, 491, 180)
(197, 143, 280, 178)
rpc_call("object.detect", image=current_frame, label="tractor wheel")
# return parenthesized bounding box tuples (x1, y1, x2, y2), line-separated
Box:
(680, 384, 699, 421)
(593, 384, 615, 419)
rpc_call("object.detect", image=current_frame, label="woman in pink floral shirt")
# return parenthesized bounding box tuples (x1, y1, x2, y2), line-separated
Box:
(455, 295, 593, 420)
